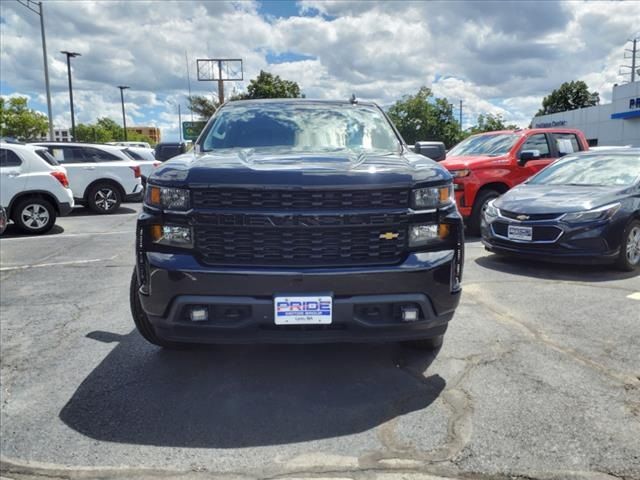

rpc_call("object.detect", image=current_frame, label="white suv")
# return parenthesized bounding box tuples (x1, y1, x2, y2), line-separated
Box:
(33, 142, 143, 214)
(0, 143, 74, 234)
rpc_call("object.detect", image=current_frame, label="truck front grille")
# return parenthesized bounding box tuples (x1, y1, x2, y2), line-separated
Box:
(192, 188, 409, 210)
(195, 227, 407, 267)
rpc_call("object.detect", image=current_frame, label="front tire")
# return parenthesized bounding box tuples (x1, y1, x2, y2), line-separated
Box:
(129, 269, 186, 349)
(87, 182, 122, 214)
(616, 220, 640, 271)
(469, 189, 500, 236)
(13, 197, 56, 234)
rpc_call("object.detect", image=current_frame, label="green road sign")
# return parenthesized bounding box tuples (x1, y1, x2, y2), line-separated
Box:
(182, 121, 206, 141)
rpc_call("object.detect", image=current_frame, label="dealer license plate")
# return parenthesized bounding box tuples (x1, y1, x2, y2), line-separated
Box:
(508, 225, 533, 241)
(274, 295, 332, 325)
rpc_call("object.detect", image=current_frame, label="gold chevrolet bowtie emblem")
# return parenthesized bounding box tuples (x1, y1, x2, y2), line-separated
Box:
(516, 214, 530, 221)
(379, 232, 399, 240)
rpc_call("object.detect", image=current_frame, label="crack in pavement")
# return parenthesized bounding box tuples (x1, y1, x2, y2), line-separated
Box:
(463, 285, 640, 388)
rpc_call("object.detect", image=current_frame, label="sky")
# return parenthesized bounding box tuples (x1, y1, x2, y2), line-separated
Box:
(1, 0, 639, 142)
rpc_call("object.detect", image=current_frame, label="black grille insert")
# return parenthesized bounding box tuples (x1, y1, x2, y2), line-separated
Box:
(492, 222, 562, 242)
(499, 210, 562, 221)
(195, 227, 407, 267)
(192, 189, 410, 210)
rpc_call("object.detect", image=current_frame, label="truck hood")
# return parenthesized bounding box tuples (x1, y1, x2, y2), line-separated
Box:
(150, 148, 452, 188)
(495, 184, 627, 214)
(441, 154, 510, 171)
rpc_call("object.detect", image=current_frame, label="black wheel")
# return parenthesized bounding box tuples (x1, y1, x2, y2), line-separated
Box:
(129, 269, 186, 349)
(469, 189, 500, 236)
(12, 197, 56, 234)
(616, 220, 640, 272)
(402, 334, 445, 351)
(87, 182, 122, 214)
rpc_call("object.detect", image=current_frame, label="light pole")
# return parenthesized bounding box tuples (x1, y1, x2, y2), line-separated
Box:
(17, 1, 54, 140)
(60, 51, 81, 140)
(118, 86, 130, 141)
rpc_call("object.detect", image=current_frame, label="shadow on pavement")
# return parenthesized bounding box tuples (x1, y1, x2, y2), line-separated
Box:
(0, 224, 64, 239)
(60, 330, 444, 448)
(475, 253, 638, 282)
(69, 206, 137, 217)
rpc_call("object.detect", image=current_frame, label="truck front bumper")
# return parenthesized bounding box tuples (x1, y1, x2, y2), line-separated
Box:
(137, 250, 462, 344)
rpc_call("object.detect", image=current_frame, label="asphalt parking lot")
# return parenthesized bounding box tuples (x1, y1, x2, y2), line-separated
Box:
(1, 204, 639, 480)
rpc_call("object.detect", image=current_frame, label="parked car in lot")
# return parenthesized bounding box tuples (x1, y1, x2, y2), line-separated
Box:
(0, 143, 74, 234)
(481, 149, 640, 271)
(131, 99, 464, 350)
(108, 141, 152, 149)
(32, 142, 143, 214)
(119, 146, 160, 184)
(442, 128, 589, 234)
(154, 142, 187, 162)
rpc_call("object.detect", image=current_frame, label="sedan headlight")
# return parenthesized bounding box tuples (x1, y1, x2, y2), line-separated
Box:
(145, 186, 190, 211)
(560, 203, 621, 224)
(412, 184, 453, 209)
(483, 200, 500, 224)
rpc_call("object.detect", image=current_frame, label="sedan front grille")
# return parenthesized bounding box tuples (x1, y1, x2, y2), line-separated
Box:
(195, 227, 407, 267)
(492, 222, 562, 242)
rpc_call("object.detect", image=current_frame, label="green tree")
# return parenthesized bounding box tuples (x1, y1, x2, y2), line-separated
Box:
(535, 80, 599, 116)
(74, 117, 155, 145)
(468, 113, 518, 134)
(0, 96, 49, 141)
(387, 87, 462, 148)
(188, 95, 219, 120)
(237, 70, 302, 100)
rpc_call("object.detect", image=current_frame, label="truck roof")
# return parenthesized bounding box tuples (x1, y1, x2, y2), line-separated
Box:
(224, 98, 379, 108)
(470, 127, 585, 136)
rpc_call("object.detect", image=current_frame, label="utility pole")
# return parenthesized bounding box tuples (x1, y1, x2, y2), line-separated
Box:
(620, 36, 639, 83)
(178, 104, 182, 141)
(459, 100, 463, 129)
(217, 61, 224, 104)
(632, 38, 637, 83)
(16, 1, 54, 140)
(185, 50, 194, 122)
(61, 51, 81, 141)
(118, 86, 130, 141)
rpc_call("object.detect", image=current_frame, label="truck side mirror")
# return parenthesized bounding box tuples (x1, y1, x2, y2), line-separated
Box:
(414, 141, 446, 161)
(519, 149, 541, 165)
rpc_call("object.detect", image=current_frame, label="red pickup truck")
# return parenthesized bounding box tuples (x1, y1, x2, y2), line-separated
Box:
(440, 128, 589, 234)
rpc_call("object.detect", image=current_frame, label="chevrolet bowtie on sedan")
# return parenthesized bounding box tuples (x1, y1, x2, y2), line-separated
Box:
(481, 149, 640, 271)
(130, 99, 464, 349)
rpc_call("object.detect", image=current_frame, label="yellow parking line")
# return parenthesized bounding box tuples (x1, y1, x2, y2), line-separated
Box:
(626, 292, 640, 301)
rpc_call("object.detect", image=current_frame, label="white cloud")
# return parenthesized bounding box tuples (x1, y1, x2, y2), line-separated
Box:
(1, 0, 638, 137)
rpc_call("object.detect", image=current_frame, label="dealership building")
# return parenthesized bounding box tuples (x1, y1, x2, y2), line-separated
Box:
(531, 81, 640, 147)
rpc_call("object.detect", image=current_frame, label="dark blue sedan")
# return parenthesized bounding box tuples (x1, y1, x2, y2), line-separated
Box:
(481, 149, 640, 271)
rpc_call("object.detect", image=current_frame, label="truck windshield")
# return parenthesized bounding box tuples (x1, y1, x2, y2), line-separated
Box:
(200, 103, 400, 154)
(528, 154, 640, 187)
(448, 133, 519, 157)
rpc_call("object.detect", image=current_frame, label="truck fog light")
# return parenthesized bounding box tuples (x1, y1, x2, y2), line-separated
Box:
(190, 307, 208, 322)
(401, 306, 419, 322)
(409, 224, 449, 247)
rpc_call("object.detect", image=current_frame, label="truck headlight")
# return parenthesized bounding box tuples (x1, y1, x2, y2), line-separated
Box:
(146, 186, 190, 211)
(409, 223, 450, 247)
(412, 185, 453, 209)
(449, 169, 470, 178)
(483, 200, 500, 224)
(151, 224, 193, 248)
(560, 203, 621, 224)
